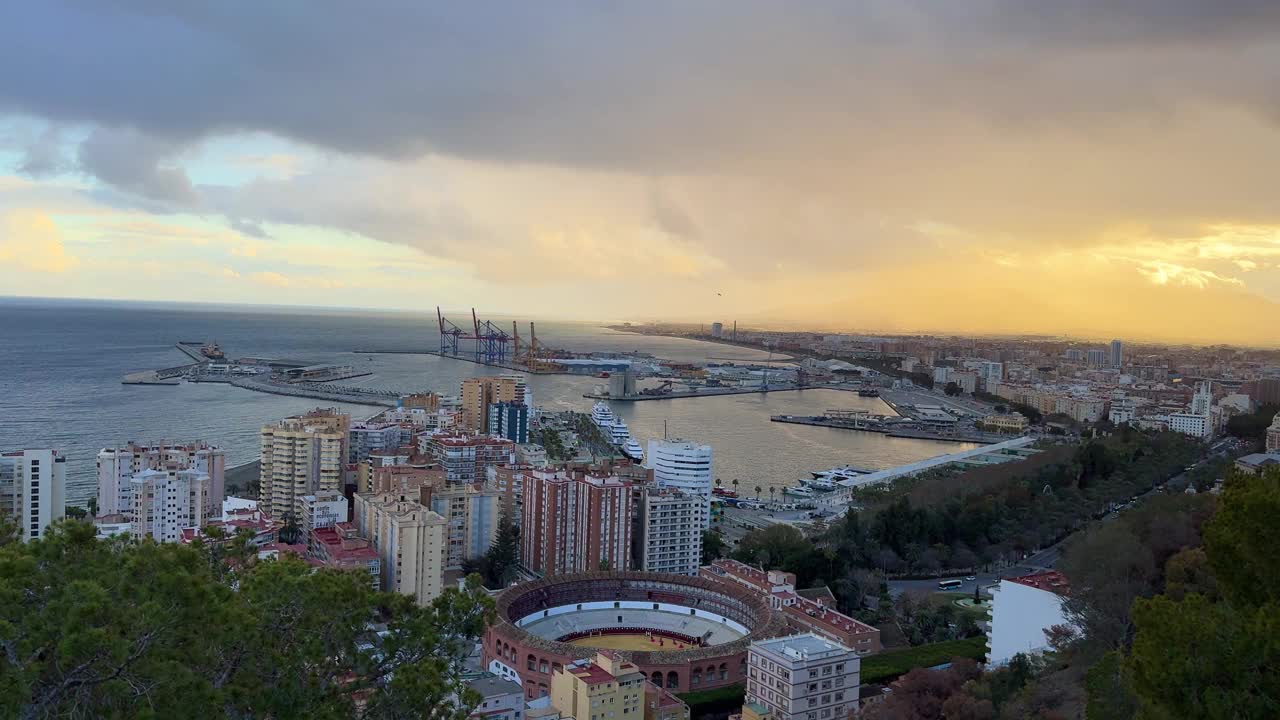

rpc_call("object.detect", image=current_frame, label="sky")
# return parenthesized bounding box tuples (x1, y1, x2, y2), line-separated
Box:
(1, 2, 1279, 345)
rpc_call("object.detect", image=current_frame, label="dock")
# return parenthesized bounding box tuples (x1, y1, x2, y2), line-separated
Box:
(422, 350, 568, 375)
(585, 384, 804, 401)
(227, 375, 401, 406)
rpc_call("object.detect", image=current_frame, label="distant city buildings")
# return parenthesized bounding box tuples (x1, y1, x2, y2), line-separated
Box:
(1268, 414, 1280, 453)
(521, 469, 632, 576)
(744, 633, 861, 720)
(352, 491, 448, 605)
(639, 487, 704, 576)
(0, 449, 67, 542)
(96, 441, 225, 520)
(987, 571, 1074, 666)
(1110, 339, 1124, 368)
(259, 408, 350, 519)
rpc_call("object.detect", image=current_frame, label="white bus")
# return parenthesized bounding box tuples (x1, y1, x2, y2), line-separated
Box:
(937, 579, 963, 591)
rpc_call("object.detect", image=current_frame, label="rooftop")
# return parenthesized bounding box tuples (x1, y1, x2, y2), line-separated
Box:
(753, 633, 853, 661)
(1006, 570, 1070, 595)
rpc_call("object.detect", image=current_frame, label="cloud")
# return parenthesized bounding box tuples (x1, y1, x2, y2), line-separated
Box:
(76, 127, 197, 205)
(1134, 260, 1243, 288)
(17, 124, 69, 176)
(0, 209, 78, 272)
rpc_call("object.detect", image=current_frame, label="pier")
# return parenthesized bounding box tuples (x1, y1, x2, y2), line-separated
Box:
(585, 384, 804, 402)
(227, 375, 400, 406)
(770, 414, 1012, 444)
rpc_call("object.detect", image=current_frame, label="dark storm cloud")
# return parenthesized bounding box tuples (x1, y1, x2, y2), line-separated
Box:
(1, 0, 1278, 178)
(76, 127, 197, 205)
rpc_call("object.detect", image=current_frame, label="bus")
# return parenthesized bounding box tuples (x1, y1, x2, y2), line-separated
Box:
(937, 579, 963, 591)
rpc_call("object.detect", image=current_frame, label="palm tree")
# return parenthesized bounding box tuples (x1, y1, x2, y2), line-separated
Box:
(768, 486, 777, 503)
(754, 485, 763, 500)
(732, 479, 740, 495)
(716, 477, 723, 489)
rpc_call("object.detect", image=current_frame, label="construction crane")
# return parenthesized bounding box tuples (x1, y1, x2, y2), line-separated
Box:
(470, 308, 510, 364)
(437, 307, 464, 356)
(511, 321, 523, 364)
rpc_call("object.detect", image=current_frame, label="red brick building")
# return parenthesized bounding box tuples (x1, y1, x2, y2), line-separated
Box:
(521, 470, 632, 576)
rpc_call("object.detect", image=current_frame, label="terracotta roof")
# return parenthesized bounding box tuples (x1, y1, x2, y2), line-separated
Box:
(1006, 571, 1070, 595)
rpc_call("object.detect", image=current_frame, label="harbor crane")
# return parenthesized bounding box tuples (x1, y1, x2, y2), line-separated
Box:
(437, 307, 465, 356)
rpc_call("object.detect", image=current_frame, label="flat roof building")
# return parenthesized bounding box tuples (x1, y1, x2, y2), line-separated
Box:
(745, 634, 860, 720)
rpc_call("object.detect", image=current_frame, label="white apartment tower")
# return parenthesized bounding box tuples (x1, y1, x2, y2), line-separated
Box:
(96, 441, 226, 519)
(640, 487, 704, 576)
(645, 439, 713, 528)
(260, 409, 350, 520)
(745, 634, 861, 720)
(128, 468, 210, 543)
(0, 449, 67, 542)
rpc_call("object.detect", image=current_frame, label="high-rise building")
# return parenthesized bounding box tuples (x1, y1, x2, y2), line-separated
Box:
(645, 439, 712, 529)
(487, 401, 530, 444)
(349, 421, 403, 463)
(96, 441, 226, 520)
(551, 652, 648, 720)
(460, 376, 527, 434)
(710, 322, 724, 338)
(639, 487, 704, 576)
(744, 634, 861, 720)
(128, 468, 210, 543)
(259, 408, 350, 520)
(1086, 348, 1108, 368)
(0, 449, 67, 542)
(521, 470, 632, 576)
(422, 483, 501, 570)
(1110, 339, 1124, 368)
(352, 492, 448, 605)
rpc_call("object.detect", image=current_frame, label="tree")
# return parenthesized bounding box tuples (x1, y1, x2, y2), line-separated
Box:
(482, 512, 520, 588)
(1060, 523, 1158, 652)
(945, 382, 962, 396)
(754, 484, 763, 500)
(701, 530, 727, 565)
(731, 478, 740, 496)
(768, 486, 776, 503)
(0, 521, 495, 718)
(278, 511, 302, 545)
(598, 558, 611, 571)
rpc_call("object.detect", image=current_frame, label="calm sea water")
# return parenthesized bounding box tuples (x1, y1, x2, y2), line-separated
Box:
(0, 297, 972, 507)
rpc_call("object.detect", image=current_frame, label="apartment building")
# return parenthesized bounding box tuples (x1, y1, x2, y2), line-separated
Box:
(639, 487, 704, 576)
(308, 522, 381, 590)
(488, 401, 530, 444)
(259, 408, 350, 519)
(645, 439, 712, 529)
(96, 441, 225, 519)
(300, 492, 349, 533)
(745, 634, 860, 720)
(421, 482, 501, 570)
(461, 375, 527, 434)
(420, 432, 515, 484)
(128, 468, 210, 543)
(550, 652, 647, 720)
(522, 470, 632, 576)
(0, 449, 67, 542)
(352, 492, 448, 605)
(349, 421, 404, 463)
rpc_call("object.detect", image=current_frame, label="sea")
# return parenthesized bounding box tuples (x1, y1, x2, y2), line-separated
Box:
(0, 297, 974, 507)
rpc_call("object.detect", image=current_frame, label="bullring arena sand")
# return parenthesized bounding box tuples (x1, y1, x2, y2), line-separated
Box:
(566, 632, 695, 651)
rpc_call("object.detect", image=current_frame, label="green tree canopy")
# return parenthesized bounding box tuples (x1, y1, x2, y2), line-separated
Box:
(0, 521, 494, 719)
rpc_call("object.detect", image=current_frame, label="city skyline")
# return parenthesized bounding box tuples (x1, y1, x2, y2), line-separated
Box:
(2, 3, 1280, 345)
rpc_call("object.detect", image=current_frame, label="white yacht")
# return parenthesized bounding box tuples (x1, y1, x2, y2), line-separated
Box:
(591, 401, 615, 428)
(608, 417, 632, 446)
(810, 465, 872, 484)
(800, 476, 838, 492)
(623, 438, 644, 462)
(784, 485, 817, 498)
